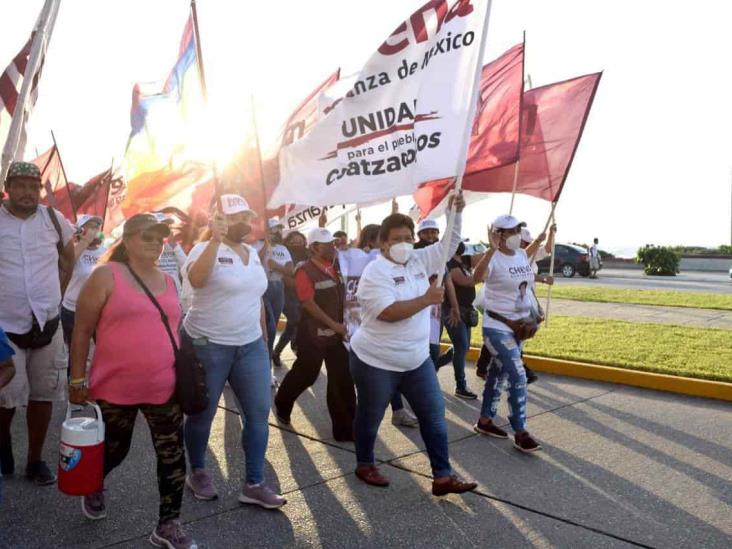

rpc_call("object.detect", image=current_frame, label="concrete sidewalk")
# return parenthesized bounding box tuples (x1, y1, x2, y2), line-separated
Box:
(549, 298, 732, 330)
(1, 352, 731, 548)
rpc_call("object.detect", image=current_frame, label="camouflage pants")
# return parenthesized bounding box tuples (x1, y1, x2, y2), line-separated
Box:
(98, 399, 185, 523)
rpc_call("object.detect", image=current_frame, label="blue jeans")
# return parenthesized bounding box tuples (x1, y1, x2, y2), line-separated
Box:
(274, 286, 300, 356)
(481, 328, 528, 433)
(264, 280, 285, 358)
(349, 351, 452, 478)
(444, 315, 469, 391)
(184, 333, 271, 484)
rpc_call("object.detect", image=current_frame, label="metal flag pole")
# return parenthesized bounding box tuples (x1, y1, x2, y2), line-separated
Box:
(509, 33, 527, 216)
(544, 204, 558, 327)
(437, 0, 493, 285)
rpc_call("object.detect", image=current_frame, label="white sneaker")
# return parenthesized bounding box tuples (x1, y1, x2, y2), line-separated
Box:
(391, 408, 419, 428)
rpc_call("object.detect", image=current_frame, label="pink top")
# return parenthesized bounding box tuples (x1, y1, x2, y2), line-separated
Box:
(89, 263, 180, 405)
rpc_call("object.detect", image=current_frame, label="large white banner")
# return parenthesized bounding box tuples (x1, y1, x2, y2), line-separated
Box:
(269, 0, 490, 208)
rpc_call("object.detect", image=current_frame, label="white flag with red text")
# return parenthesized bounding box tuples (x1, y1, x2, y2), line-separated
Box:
(269, 0, 490, 208)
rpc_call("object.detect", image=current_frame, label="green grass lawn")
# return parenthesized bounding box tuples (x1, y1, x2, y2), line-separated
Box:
(456, 316, 732, 382)
(533, 285, 732, 311)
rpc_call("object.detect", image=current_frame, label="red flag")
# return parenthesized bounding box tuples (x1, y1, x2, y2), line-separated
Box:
(222, 69, 341, 238)
(462, 72, 602, 202)
(414, 43, 524, 216)
(74, 168, 121, 222)
(34, 145, 77, 222)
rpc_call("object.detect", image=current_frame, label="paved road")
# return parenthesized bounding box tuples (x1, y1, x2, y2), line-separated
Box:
(2, 352, 730, 548)
(554, 268, 732, 294)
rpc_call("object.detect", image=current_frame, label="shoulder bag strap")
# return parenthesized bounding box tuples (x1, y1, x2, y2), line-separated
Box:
(45, 206, 65, 256)
(125, 264, 179, 354)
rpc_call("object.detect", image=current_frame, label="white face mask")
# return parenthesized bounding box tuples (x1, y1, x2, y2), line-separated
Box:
(505, 234, 522, 250)
(389, 242, 413, 264)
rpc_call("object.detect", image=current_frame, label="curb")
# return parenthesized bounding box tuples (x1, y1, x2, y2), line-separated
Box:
(448, 344, 732, 402)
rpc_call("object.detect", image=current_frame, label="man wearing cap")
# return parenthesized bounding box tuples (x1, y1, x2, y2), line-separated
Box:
(60, 214, 107, 357)
(274, 227, 355, 442)
(259, 218, 294, 363)
(0, 161, 76, 485)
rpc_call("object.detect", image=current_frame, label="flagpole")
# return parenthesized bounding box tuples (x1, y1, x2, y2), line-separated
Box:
(249, 94, 270, 230)
(508, 162, 520, 214)
(50, 130, 76, 220)
(509, 33, 527, 216)
(544, 204, 558, 327)
(0, 0, 57, 184)
(102, 157, 114, 227)
(436, 0, 493, 285)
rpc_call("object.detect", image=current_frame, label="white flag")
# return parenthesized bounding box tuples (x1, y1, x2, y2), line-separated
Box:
(270, 0, 490, 208)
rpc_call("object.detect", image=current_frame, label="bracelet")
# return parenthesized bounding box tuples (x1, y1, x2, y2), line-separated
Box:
(69, 377, 86, 386)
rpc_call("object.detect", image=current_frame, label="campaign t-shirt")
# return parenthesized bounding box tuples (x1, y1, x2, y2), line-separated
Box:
(337, 248, 379, 346)
(267, 244, 292, 282)
(183, 242, 268, 346)
(482, 249, 538, 333)
(158, 243, 186, 293)
(62, 245, 107, 311)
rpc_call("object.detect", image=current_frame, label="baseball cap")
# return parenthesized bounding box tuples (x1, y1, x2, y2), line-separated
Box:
(492, 214, 526, 230)
(520, 227, 533, 243)
(152, 212, 175, 224)
(6, 161, 41, 181)
(417, 219, 439, 234)
(268, 217, 284, 230)
(220, 194, 256, 216)
(122, 213, 171, 237)
(76, 214, 103, 230)
(307, 227, 335, 247)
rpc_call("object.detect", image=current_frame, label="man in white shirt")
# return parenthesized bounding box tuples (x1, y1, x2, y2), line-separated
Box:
(589, 238, 600, 278)
(0, 161, 75, 486)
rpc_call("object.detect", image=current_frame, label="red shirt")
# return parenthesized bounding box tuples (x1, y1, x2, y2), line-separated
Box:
(294, 258, 338, 302)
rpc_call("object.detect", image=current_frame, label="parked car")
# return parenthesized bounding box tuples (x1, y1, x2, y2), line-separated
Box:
(536, 244, 595, 278)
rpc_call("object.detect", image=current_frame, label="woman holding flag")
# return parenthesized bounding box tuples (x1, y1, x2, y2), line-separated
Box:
(349, 193, 477, 496)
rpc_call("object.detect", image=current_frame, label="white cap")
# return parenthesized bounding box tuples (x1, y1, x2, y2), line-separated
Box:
(520, 227, 533, 243)
(268, 217, 284, 230)
(417, 219, 439, 234)
(492, 214, 525, 230)
(152, 212, 175, 224)
(307, 227, 335, 247)
(220, 194, 256, 216)
(75, 214, 103, 229)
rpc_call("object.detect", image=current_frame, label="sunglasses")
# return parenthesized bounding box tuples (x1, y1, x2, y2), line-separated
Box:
(140, 229, 165, 243)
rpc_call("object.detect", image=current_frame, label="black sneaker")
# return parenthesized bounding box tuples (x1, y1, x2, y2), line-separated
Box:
(0, 442, 14, 475)
(454, 388, 478, 400)
(274, 404, 291, 425)
(272, 353, 283, 368)
(525, 365, 538, 385)
(25, 461, 57, 485)
(436, 347, 454, 370)
(473, 419, 508, 439)
(513, 432, 542, 453)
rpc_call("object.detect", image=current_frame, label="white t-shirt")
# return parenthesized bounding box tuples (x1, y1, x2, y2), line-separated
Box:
(351, 214, 462, 372)
(62, 245, 107, 311)
(482, 249, 537, 333)
(183, 241, 268, 346)
(158, 243, 186, 293)
(267, 244, 292, 282)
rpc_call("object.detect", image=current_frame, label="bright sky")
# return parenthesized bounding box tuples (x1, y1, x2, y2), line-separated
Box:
(3, 0, 732, 256)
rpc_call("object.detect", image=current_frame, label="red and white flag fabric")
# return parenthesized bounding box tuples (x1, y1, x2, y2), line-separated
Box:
(416, 71, 602, 218)
(413, 41, 524, 216)
(34, 145, 77, 222)
(269, 0, 491, 209)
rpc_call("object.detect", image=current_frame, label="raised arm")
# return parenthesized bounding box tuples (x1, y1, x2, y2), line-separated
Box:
(416, 193, 465, 276)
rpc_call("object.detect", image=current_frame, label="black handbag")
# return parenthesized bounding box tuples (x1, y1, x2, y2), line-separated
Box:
(486, 311, 539, 341)
(6, 315, 60, 350)
(460, 305, 480, 328)
(126, 265, 209, 415)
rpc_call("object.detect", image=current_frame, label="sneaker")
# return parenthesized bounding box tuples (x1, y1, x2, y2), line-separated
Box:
(81, 490, 106, 520)
(391, 408, 419, 428)
(454, 388, 478, 400)
(432, 475, 477, 496)
(185, 468, 218, 501)
(274, 404, 291, 425)
(25, 461, 56, 485)
(238, 482, 287, 509)
(513, 432, 542, 453)
(272, 353, 283, 368)
(525, 365, 538, 385)
(473, 419, 508, 439)
(150, 519, 197, 549)
(0, 441, 14, 475)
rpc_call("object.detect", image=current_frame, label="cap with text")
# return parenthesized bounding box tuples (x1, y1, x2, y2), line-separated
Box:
(76, 214, 103, 230)
(221, 194, 256, 216)
(417, 219, 439, 234)
(307, 227, 335, 247)
(492, 215, 526, 230)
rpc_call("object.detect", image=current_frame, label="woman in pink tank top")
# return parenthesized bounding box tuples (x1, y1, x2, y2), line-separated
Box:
(68, 213, 195, 548)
